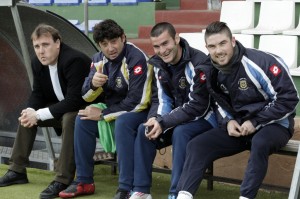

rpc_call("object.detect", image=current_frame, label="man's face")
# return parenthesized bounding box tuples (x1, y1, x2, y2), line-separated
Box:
(98, 34, 125, 60)
(150, 30, 180, 65)
(205, 32, 236, 66)
(32, 33, 60, 66)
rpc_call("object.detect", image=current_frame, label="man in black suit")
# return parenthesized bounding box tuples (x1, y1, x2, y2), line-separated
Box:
(0, 24, 91, 199)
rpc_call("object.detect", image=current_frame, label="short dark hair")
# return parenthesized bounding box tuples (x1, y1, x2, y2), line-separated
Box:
(31, 24, 61, 42)
(204, 21, 232, 42)
(150, 22, 176, 39)
(93, 19, 124, 44)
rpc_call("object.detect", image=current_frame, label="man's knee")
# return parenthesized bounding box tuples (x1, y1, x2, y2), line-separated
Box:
(62, 112, 78, 124)
(172, 125, 192, 142)
(115, 113, 128, 127)
(186, 136, 207, 152)
(61, 112, 78, 128)
(60, 112, 78, 136)
(251, 136, 273, 155)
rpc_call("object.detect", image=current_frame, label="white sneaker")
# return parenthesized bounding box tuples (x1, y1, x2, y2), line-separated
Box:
(129, 192, 152, 199)
(177, 191, 193, 199)
(239, 197, 249, 199)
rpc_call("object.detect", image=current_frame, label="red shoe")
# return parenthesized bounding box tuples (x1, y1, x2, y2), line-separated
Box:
(59, 182, 95, 198)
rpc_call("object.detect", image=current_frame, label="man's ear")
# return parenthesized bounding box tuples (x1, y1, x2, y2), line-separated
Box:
(55, 39, 61, 48)
(121, 34, 126, 43)
(232, 36, 236, 47)
(175, 33, 180, 45)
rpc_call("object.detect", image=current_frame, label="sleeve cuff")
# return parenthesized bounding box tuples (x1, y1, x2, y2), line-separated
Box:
(155, 116, 165, 131)
(36, 108, 54, 121)
(250, 119, 258, 128)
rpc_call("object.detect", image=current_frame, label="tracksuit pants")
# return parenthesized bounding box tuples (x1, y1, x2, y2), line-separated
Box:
(116, 118, 212, 195)
(176, 123, 292, 199)
(75, 111, 148, 184)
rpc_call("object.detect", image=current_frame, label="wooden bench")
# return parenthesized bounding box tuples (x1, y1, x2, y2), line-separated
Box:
(94, 139, 300, 198)
(207, 140, 299, 186)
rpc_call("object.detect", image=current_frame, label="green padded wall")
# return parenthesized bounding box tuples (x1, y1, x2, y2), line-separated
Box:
(36, 2, 164, 39)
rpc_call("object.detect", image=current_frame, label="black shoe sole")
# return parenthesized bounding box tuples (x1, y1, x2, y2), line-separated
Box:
(39, 194, 59, 199)
(0, 179, 29, 187)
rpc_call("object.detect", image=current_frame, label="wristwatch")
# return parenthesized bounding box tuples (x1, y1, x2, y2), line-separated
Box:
(99, 112, 104, 120)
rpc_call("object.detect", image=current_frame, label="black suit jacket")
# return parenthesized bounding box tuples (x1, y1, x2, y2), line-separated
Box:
(28, 42, 91, 120)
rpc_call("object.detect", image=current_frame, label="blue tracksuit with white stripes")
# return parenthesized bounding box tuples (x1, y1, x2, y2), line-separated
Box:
(116, 38, 216, 195)
(176, 41, 299, 198)
(74, 42, 152, 184)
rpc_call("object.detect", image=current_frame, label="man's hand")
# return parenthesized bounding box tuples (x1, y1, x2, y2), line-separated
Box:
(91, 65, 108, 88)
(78, 106, 103, 121)
(18, 108, 38, 128)
(240, 120, 256, 136)
(144, 117, 162, 140)
(227, 120, 243, 137)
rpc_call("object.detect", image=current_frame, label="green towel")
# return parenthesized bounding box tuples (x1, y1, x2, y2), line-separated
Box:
(91, 103, 116, 153)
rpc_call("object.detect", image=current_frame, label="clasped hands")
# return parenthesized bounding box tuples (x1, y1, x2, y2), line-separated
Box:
(227, 120, 256, 137)
(19, 108, 38, 128)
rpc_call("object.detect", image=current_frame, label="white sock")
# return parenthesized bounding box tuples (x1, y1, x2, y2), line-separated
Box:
(239, 197, 249, 199)
(177, 191, 193, 199)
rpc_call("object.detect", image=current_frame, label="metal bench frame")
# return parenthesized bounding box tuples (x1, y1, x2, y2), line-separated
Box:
(92, 139, 300, 198)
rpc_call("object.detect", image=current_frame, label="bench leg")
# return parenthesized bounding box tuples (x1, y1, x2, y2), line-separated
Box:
(206, 163, 214, 191)
(42, 127, 57, 171)
(288, 146, 300, 199)
(111, 164, 117, 175)
(111, 153, 117, 175)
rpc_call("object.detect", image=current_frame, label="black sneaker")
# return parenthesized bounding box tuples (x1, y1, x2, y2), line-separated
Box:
(0, 170, 28, 187)
(113, 189, 131, 199)
(40, 181, 68, 199)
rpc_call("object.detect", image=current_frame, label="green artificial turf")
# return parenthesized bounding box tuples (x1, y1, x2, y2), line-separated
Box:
(0, 164, 288, 199)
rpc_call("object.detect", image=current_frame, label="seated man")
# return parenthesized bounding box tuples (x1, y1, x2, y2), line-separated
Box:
(114, 22, 216, 199)
(0, 24, 91, 199)
(176, 21, 299, 199)
(58, 19, 152, 198)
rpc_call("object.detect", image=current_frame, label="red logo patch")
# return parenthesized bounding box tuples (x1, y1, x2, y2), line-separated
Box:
(134, 65, 143, 75)
(269, 64, 281, 76)
(199, 72, 206, 83)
